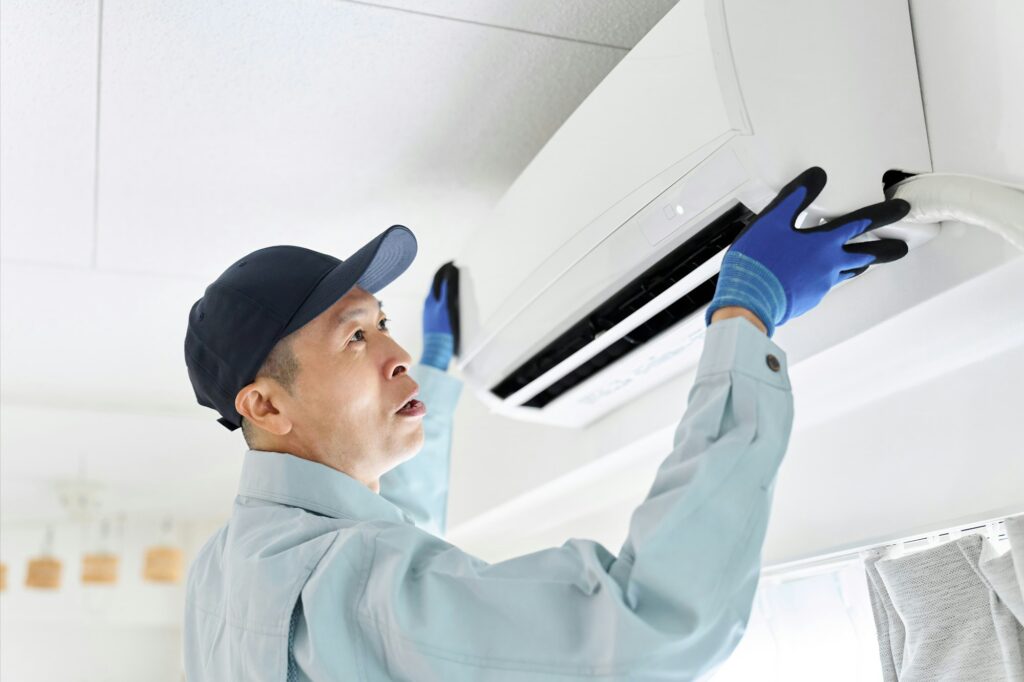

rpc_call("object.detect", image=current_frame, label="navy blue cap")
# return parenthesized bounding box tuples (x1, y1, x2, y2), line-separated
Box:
(184, 225, 417, 431)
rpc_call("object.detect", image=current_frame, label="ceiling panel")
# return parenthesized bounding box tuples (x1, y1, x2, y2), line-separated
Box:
(0, 261, 427, 413)
(0, 0, 99, 266)
(0, 262, 209, 412)
(352, 0, 677, 48)
(94, 0, 624, 280)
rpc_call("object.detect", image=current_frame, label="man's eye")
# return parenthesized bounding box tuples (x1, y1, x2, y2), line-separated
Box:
(350, 318, 390, 344)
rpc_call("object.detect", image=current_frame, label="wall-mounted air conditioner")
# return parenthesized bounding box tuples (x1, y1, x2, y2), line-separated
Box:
(456, 0, 936, 428)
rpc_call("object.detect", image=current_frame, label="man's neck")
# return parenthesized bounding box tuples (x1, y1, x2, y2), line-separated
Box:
(252, 446, 381, 494)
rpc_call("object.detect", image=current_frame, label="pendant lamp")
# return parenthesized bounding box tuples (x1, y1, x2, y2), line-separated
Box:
(82, 518, 119, 585)
(25, 526, 62, 590)
(143, 517, 183, 583)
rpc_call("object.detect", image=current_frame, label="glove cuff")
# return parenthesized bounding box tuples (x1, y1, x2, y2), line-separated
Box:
(704, 250, 786, 337)
(420, 332, 454, 371)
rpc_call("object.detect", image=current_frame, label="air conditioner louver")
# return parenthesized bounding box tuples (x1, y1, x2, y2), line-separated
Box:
(491, 203, 755, 405)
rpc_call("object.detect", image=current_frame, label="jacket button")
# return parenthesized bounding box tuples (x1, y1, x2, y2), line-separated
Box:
(766, 354, 780, 372)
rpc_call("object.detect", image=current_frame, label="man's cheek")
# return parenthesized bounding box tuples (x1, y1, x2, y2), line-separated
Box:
(346, 390, 378, 418)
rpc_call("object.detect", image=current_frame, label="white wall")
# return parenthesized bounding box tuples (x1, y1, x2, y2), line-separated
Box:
(0, 516, 224, 682)
(449, 325, 1024, 566)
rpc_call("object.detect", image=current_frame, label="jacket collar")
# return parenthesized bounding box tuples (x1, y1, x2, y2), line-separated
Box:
(237, 449, 413, 525)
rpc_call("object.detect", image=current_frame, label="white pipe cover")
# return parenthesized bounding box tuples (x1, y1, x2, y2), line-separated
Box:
(889, 173, 1024, 251)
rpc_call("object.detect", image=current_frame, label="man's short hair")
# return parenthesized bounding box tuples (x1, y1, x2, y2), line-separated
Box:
(240, 334, 301, 449)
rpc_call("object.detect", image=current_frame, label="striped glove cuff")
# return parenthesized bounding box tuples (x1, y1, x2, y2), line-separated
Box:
(420, 332, 455, 371)
(704, 250, 787, 338)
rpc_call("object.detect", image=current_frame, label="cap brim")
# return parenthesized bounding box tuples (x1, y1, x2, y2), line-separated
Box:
(281, 225, 417, 338)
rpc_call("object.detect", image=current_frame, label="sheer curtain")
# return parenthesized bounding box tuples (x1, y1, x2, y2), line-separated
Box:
(862, 515, 1024, 681)
(706, 515, 1024, 682)
(708, 559, 883, 681)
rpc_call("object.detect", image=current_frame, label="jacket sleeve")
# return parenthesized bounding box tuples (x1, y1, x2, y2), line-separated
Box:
(379, 362, 463, 538)
(356, 317, 795, 680)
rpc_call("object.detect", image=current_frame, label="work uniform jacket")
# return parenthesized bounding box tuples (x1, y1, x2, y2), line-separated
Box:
(183, 317, 794, 681)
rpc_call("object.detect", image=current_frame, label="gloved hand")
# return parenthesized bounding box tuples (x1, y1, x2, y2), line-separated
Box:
(421, 262, 460, 371)
(705, 167, 911, 337)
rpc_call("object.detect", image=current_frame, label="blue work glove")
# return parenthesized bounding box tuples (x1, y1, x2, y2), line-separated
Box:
(705, 167, 911, 337)
(421, 262, 459, 371)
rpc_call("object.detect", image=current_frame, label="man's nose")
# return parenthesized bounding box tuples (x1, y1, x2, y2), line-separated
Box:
(386, 342, 414, 378)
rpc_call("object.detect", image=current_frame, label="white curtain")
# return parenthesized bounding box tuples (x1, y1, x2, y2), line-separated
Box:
(708, 559, 883, 681)
(862, 515, 1024, 681)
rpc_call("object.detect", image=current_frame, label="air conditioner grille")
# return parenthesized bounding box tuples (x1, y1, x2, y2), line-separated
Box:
(491, 203, 755, 402)
(522, 277, 719, 408)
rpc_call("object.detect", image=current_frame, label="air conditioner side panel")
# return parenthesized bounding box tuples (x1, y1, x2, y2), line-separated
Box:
(723, 0, 933, 213)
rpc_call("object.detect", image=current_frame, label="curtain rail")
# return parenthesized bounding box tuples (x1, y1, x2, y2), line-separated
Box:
(761, 513, 1017, 581)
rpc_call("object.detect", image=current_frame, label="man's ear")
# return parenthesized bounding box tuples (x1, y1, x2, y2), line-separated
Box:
(235, 379, 293, 437)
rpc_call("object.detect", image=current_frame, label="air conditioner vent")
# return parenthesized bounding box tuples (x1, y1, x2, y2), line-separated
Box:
(491, 203, 756, 402)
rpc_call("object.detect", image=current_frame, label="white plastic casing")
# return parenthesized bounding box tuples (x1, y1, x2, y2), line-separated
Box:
(456, 0, 933, 427)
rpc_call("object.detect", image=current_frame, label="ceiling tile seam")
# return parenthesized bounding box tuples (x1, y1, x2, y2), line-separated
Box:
(0, 255, 210, 282)
(90, 0, 106, 270)
(335, 0, 632, 51)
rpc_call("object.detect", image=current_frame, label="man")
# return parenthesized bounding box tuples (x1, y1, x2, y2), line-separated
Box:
(182, 167, 910, 680)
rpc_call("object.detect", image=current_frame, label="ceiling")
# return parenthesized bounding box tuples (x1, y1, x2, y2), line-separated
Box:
(0, 0, 677, 523)
(3, 0, 1021, 551)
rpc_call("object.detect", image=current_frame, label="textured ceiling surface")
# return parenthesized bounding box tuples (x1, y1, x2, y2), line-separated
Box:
(0, 0, 677, 522)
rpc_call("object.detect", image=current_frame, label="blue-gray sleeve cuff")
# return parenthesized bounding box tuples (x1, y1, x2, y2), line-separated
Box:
(695, 315, 791, 391)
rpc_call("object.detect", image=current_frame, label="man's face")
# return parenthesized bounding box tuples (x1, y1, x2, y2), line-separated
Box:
(280, 286, 424, 486)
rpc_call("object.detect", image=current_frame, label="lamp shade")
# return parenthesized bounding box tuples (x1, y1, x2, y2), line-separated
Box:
(82, 553, 119, 585)
(25, 557, 62, 589)
(143, 546, 183, 583)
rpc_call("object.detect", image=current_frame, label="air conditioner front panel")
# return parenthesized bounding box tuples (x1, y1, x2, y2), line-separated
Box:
(458, 0, 738, 352)
(462, 149, 756, 398)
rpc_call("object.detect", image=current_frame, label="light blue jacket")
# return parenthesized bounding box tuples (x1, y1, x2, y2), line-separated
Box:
(183, 317, 794, 681)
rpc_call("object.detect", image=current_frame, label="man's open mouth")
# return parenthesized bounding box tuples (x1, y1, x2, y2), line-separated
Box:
(396, 398, 425, 416)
